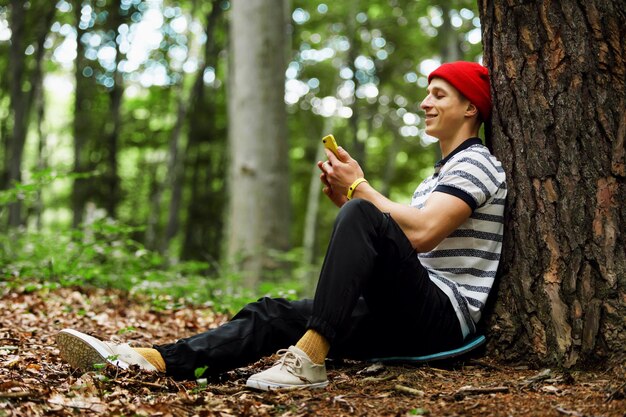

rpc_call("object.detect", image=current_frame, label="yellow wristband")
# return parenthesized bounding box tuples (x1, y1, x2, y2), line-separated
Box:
(346, 178, 368, 200)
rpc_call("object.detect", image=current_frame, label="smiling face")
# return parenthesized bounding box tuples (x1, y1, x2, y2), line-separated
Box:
(420, 77, 475, 141)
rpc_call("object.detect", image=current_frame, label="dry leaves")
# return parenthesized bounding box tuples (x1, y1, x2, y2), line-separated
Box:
(1, 285, 624, 416)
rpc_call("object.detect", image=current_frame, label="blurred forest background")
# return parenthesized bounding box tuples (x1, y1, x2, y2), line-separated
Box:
(0, 0, 484, 307)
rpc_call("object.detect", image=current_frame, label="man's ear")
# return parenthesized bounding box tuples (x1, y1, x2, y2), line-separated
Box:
(465, 103, 479, 118)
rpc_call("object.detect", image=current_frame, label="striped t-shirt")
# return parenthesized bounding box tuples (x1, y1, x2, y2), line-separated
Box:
(410, 137, 507, 338)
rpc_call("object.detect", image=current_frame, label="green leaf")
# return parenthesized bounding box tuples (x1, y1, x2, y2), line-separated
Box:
(194, 365, 208, 379)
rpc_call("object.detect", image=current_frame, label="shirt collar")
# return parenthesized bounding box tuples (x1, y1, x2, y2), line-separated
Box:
(434, 137, 483, 170)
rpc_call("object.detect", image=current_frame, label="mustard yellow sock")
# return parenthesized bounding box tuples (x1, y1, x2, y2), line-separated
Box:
(295, 330, 330, 365)
(133, 348, 166, 373)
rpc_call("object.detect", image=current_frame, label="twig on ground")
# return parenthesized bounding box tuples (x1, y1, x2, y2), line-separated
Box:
(117, 378, 166, 389)
(605, 380, 626, 403)
(394, 384, 425, 396)
(455, 386, 509, 396)
(555, 406, 584, 416)
(333, 394, 355, 413)
(523, 369, 552, 385)
(467, 359, 506, 372)
(361, 374, 396, 383)
(0, 391, 42, 399)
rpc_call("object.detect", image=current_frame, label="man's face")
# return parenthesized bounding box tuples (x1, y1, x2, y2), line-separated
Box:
(420, 78, 470, 140)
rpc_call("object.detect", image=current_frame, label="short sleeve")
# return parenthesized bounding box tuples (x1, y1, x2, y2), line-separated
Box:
(434, 151, 505, 211)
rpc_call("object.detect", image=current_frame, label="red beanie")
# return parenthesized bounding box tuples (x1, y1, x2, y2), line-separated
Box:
(428, 61, 492, 121)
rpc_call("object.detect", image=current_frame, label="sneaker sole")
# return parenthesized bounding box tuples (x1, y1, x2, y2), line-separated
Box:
(56, 329, 128, 371)
(246, 378, 329, 391)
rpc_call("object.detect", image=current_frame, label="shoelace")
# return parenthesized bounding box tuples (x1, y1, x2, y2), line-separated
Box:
(275, 349, 313, 383)
(275, 349, 304, 372)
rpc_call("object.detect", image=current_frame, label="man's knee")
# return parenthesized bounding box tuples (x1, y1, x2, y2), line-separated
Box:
(336, 198, 383, 226)
(338, 198, 380, 218)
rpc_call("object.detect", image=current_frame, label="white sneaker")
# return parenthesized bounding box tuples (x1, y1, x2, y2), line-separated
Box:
(55, 329, 157, 372)
(246, 346, 328, 390)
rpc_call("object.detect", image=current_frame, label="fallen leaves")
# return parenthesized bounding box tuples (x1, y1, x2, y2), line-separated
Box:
(1, 284, 625, 416)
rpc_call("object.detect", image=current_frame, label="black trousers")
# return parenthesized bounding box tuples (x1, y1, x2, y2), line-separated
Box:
(155, 199, 463, 380)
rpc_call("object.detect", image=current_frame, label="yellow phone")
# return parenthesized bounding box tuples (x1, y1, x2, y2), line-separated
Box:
(322, 134, 340, 157)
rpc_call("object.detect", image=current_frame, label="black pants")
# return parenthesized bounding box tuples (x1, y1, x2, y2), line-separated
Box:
(155, 199, 463, 380)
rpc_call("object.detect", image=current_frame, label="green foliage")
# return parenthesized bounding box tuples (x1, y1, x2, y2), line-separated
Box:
(1, 178, 304, 313)
(0, 0, 482, 306)
(194, 366, 209, 379)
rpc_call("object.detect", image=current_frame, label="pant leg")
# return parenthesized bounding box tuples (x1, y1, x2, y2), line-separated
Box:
(156, 199, 462, 379)
(309, 198, 463, 357)
(154, 296, 374, 380)
(154, 297, 311, 380)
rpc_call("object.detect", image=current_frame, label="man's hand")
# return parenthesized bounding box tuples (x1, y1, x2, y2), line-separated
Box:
(320, 147, 365, 194)
(317, 163, 348, 208)
(318, 147, 365, 207)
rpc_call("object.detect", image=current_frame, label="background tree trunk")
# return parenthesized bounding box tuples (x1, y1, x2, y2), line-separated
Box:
(227, 0, 291, 288)
(5, 0, 26, 228)
(438, 1, 461, 63)
(72, 0, 89, 228)
(180, 2, 226, 265)
(4, 0, 56, 228)
(479, 0, 625, 366)
(103, 2, 125, 219)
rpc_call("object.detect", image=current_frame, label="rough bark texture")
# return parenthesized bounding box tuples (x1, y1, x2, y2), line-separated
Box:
(479, 0, 625, 366)
(227, 0, 291, 287)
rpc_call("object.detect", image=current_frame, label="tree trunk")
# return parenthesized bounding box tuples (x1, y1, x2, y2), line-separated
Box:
(180, 1, 226, 265)
(227, 0, 291, 288)
(302, 118, 334, 293)
(479, 0, 626, 366)
(380, 122, 401, 198)
(72, 0, 89, 228)
(161, 1, 222, 257)
(34, 69, 47, 231)
(346, 0, 362, 163)
(103, 2, 124, 219)
(438, 1, 461, 63)
(5, 0, 56, 228)
(6, 0, 26, 227)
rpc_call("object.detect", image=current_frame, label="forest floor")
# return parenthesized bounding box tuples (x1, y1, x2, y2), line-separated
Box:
(1, 286, 624, 417)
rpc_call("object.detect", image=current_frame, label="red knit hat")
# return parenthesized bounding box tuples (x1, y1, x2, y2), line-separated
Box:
(428, 61, 492, 121)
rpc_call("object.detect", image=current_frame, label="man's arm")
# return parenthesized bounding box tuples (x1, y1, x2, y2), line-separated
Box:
(352, 184, 471, 252)
(321, 147, 472, 252)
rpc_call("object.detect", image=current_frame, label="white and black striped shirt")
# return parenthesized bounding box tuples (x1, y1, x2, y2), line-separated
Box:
(410, 138, 507, 338)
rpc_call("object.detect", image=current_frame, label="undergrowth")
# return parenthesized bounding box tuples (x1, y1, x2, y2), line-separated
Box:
(0, 174, 307, 314)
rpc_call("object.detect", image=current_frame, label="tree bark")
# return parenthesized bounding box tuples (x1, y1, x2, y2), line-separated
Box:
(227, 0, 291, 287)
(5, 0, 26, 228)
(161, 1, 222, 257)
(479, 0, 625, 366)
(5, 0, 56, 228)
(180, 1, 226, 264)
(72, 0, 89, 228)
(103, 1, 125, 219)
(438, 1, 461, 63)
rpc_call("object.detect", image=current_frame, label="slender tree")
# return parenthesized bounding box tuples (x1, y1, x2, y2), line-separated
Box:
(102, 0, 125, 219)
(479, 0, 625, 366)
(170, 0, 224, 261)
(3, 0, 55, 227)
(227, 0, 291, 287)
(180, 1, 227, 264)
(71, 0, 90, 228)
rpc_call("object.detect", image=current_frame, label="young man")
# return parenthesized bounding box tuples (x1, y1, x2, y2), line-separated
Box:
(56, 61, 506, 391)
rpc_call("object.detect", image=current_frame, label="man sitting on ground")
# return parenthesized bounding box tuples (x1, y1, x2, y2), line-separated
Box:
(56, 61, 506, 390)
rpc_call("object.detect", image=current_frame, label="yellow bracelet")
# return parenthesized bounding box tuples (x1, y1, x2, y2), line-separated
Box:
(346, 178, 368, 200)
